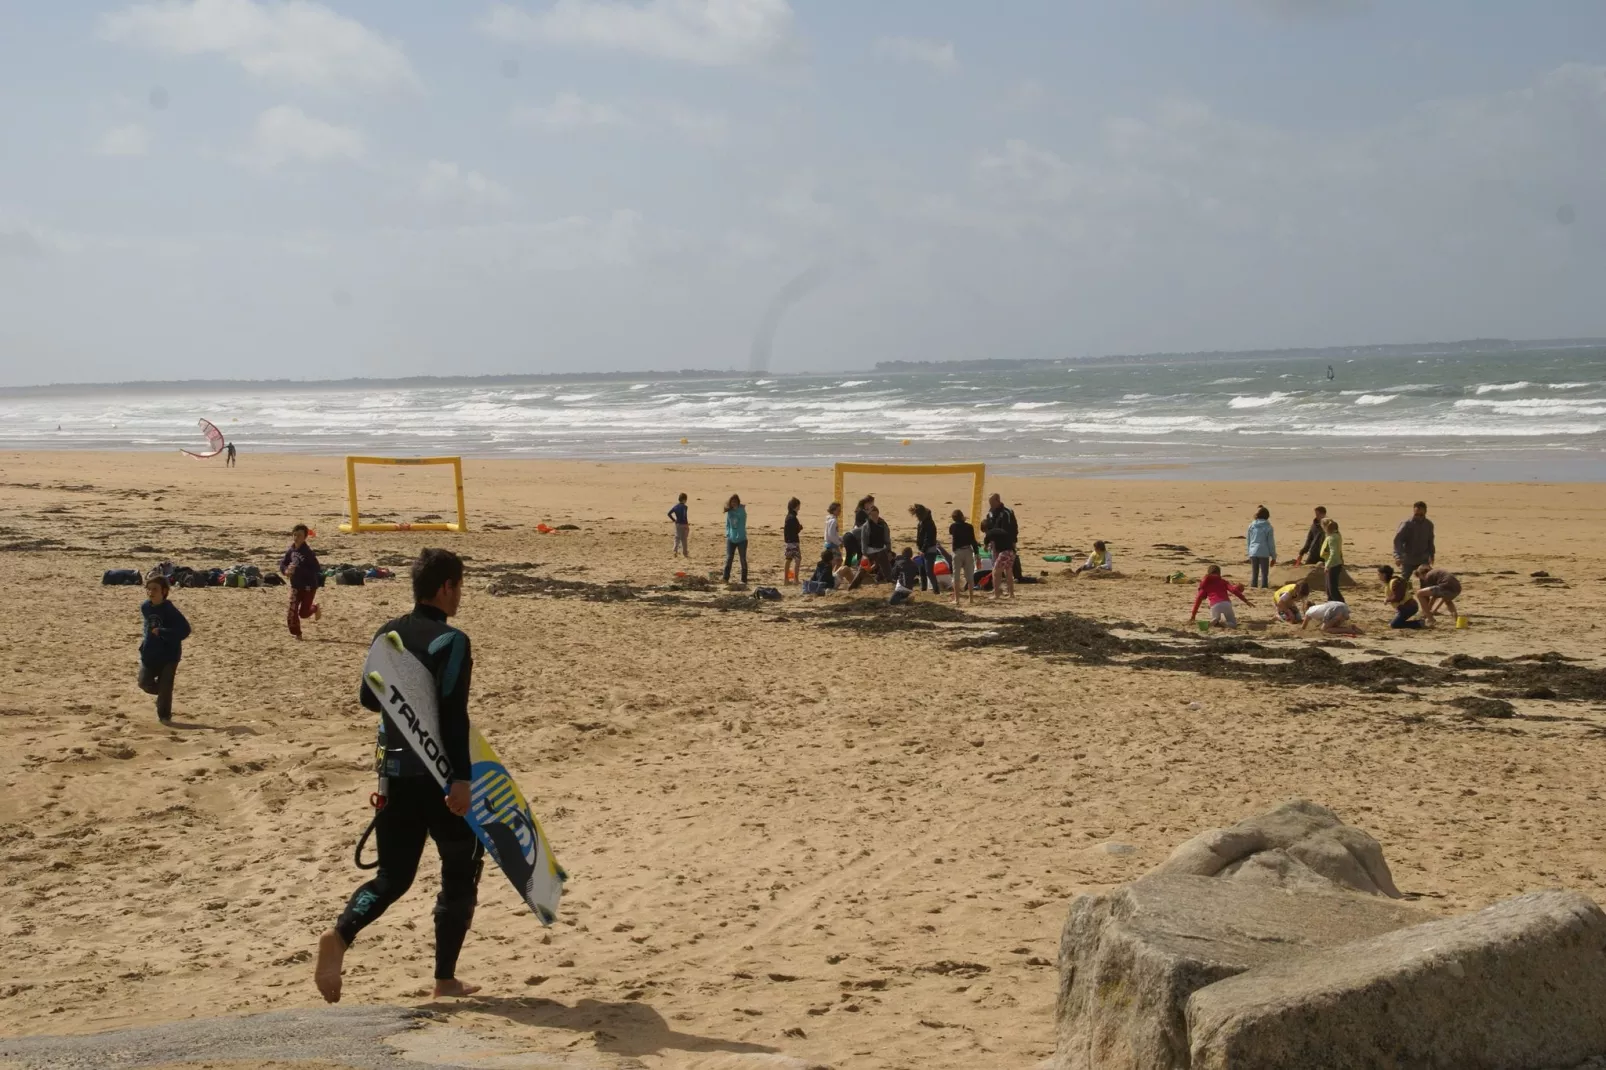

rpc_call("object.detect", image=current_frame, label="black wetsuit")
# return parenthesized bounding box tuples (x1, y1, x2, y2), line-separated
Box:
(334, 604, 483, 981)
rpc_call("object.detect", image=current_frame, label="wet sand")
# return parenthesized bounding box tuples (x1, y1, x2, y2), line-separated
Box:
(1, 451, 1604, 1069)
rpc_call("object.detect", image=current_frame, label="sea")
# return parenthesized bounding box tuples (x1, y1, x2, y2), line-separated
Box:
(4, 343, 1605, 481)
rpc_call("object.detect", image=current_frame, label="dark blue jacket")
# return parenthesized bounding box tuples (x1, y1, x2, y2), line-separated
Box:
(280, 542, 322, 589)
(140, 601, 191, 667)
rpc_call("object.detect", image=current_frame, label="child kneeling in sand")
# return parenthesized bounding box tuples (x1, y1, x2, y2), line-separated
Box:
(1302, 600, 1358, 635)
(1190, 565, 1253, 628)
(1378, 565, 1424, 629)
(1274, 580, 1310, 624)
(138, 568, 191, 724)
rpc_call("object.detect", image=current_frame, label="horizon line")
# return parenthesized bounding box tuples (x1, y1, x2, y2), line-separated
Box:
(3, 335, 1602, 395)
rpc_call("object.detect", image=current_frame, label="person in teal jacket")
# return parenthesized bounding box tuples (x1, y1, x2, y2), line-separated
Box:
(723, 494, 749, 583)
(1246, 506, 1277, 589)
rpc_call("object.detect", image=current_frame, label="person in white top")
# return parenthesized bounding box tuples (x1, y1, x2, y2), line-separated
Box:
(1302, 600, 1357, 634)
(823, 501, 844, 564)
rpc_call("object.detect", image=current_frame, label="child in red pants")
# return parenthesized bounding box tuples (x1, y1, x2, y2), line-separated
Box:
(279, 524, 322, 638)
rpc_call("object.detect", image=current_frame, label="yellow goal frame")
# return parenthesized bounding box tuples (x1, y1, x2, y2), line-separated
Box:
(832, 462, 986, 525)
(339, 456, 469, 533)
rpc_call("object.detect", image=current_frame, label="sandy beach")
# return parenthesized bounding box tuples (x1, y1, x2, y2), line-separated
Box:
(2, 450, 1605, 1069)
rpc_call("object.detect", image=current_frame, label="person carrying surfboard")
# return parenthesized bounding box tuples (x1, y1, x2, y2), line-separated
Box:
(315, 548, 484, 1003)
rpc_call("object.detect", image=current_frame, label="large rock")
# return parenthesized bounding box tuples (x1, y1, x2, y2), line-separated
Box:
(1054, 874, 1429, 1070)
(1148, 799, 1401, 898)
(1186, 890, 1606, 1070)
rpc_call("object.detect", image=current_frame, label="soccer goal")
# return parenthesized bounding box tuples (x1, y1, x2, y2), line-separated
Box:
(833, 462, 986, 524)
(339, 456, 469, 533)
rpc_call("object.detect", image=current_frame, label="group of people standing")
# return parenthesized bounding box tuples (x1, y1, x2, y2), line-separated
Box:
(1206, 499, 1462, 633)
(671, 490, 1023, 606)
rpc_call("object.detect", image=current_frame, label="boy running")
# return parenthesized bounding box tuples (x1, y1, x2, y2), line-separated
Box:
(279, 524, 322, 639)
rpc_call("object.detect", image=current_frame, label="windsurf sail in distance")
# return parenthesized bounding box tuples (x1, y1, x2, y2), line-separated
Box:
(180, 418, 226, 459)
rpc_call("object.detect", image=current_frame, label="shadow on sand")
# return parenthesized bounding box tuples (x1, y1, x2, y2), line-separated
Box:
(423, 996, 778, 1060)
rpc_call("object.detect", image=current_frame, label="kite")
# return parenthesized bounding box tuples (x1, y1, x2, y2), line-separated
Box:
(180, 418, 226, 459)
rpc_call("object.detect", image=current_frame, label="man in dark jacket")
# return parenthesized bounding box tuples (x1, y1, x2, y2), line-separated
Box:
(316, 548, 484, 1004)
(1394, 501, 1436, 584)
(1293, 505, 1327, 566)
(982, 494, 1023, 581)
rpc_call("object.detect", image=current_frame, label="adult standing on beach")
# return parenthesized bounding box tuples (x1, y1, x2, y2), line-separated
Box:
(1293, 505, 1327, 567)
(949, 509, 979, 605)
(909, 504, 944, 593)
(982, 493, 1023, 581)
(1394, 501, 1436, 584)
(1246, 506, 1276, 589)
(315, 549, 483, 1004)
(723, 495, 749, 584)
(225, 441, 237, 468)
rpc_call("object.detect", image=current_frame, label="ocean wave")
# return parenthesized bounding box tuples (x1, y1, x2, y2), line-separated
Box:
(1454, 398, 1606, 417)
(553, 393, 598, 402)
(1209, 377, 1255, 385)
(1228, 392, 1293, 409)
(1353, 394, 1398, 406)
(1474, 381, 1531, 394)
(1010, 402, 1058, 410)
(838, 380, 870, 388)
(1549, 382, 1597, 390)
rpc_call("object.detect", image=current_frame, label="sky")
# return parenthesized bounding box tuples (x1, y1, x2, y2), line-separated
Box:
(0, 0, 1603, 386)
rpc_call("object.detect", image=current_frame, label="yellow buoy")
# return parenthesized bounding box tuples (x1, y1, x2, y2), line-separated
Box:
(680, 437, 689, 445)
(901, 439, 911, 446)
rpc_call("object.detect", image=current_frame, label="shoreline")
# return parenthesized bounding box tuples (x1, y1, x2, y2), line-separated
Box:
(5, 447, 1604, 483)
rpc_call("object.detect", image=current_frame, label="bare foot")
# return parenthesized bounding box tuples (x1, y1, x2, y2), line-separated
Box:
(314, 929, 346, 1003)
(433, 978, 482, 998)
(312, 604, 321, 622)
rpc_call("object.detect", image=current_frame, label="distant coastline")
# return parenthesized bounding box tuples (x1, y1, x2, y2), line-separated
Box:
(873, 337, 1606, 374)
(3, 336, 1602, 397)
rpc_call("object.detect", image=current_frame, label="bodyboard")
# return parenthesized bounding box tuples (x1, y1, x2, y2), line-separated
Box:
(362, 631, 568, 925)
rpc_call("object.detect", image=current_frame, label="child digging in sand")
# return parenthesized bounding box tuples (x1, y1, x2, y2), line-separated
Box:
(1274, 580, 1310, 624)
(1303, 600, 1358, 635)
(1072, 540, 1113, 574)
(139, 568, 191, 724)
(1379, 565, 1424, 629)
(280, 524, 322, 639)
(1190, 565, 1253, 629)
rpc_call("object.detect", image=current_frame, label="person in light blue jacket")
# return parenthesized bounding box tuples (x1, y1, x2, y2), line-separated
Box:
(723, 493, 749, 584)
(1246, 506, 1277, 589)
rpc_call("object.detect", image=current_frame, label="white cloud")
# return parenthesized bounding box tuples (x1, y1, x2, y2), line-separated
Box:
(874, 35, 957, 74)
(100, 0, 418, 94)
(513, 91, 629, 131)
(0, 229, 49, 260)
(96, 123, 151, 157)
(513, 92, 728, 144)
(477, 0, 799, 68)
(655, 101, 729, 144)
(241, 105, 364, 168)
(418, 160, 515, 208)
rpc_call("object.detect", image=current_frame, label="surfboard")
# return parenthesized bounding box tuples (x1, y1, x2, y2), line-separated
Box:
(362, 630, 568, 925)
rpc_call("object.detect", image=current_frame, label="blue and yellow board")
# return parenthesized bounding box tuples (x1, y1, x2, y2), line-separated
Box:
(364, 631, 568, 925)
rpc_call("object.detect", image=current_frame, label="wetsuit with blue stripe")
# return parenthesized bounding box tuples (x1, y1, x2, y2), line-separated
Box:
(333, 604, 483, 981)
